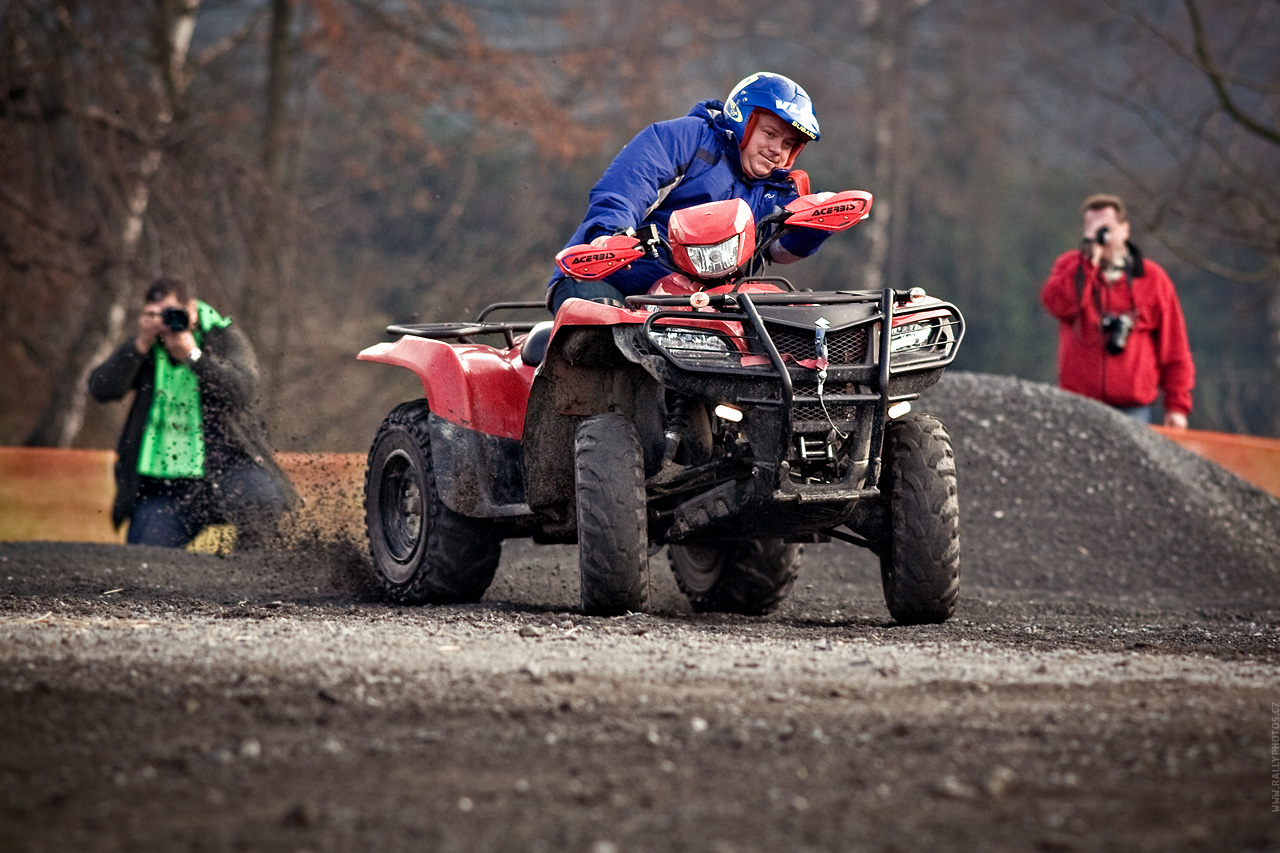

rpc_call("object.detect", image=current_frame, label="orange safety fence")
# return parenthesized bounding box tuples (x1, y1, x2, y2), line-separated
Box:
(0, 448, 121, 543)
(0, 448, 366, 545)
(2, 428, 1278, 545)
(1153, 427, 1280, 500)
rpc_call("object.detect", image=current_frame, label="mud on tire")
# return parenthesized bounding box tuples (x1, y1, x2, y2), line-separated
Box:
(364, 400, 501, 604)
(879, 412, 960, 625)
(574, 413, 651, 616)
(669, 539, 801, 615)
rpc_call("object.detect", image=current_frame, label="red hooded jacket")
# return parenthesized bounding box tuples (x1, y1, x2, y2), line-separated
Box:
(1041, 245, 1194, 415)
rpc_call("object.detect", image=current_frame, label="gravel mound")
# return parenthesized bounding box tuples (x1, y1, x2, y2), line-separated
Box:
(922, 372, 1280, 609)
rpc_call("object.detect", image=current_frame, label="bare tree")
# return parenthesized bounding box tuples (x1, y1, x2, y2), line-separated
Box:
(853, 0, 931, 293)
(237, 1, 711, 448)
(4, 0, 202, 447)
(2, 0, 686, 449)
(1002, 0, 1280, 432)
(241, 0, 295, 398)
(1119, 0, 1280, 432)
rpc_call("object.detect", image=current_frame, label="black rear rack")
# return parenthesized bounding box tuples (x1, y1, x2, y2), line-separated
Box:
(387, 301, 548, 348)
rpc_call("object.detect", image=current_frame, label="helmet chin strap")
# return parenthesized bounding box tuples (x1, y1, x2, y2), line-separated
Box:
(738, 111, 761, 148)
(738, 109, 805, 170)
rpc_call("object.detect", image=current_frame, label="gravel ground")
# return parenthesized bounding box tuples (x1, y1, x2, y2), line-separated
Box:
(2, 371, 1279, 852)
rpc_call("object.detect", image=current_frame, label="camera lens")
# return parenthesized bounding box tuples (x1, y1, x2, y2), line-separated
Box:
(161, 306, 189, 332)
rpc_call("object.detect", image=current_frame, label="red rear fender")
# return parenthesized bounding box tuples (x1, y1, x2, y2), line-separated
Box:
(358, 337, 534, 439)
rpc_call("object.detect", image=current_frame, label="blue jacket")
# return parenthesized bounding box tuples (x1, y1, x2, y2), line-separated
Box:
(548, 99, 827, 299)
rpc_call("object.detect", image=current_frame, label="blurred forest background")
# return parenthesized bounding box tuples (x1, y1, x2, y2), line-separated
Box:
(2, 0, 1277, 453)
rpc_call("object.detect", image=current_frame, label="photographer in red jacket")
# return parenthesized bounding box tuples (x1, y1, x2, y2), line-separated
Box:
(1041, 194, 1195, 428)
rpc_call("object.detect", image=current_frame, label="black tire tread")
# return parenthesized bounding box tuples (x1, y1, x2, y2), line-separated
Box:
(364, 400, 501, 604)
(879, 412, 961, 624)
(574, 413, 651, 615)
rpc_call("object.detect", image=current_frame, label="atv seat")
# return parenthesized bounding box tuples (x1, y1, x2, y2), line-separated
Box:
(520, 320, 555, 367)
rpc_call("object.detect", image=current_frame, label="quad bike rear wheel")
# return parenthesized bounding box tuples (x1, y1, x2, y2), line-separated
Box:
(878, 412, 961, 624)
(364, 401, 501, 604)
(574, 413, 651, 616)
(669, 539, 801, 615)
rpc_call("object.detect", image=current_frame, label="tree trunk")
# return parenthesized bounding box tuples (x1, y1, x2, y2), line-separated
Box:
(858, 0, 922, 293)
(242, 0, 294, 400)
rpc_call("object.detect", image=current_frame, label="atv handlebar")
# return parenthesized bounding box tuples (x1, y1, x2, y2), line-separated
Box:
(556, 191, 874, 284)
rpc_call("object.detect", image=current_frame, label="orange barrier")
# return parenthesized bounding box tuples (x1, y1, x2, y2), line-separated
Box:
(0, 448, 366, 545)
(0, 448, 122, 543)
(2, 428, 1277, 546)
(1154, 427, 1280, 500)
(275, 451, 367, 541)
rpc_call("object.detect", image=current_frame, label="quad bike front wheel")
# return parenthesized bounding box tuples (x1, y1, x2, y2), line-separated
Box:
(878, 412, 961, 624)
(364, 400, 501, 604)
(669, 539, 801, 615)
(574, 413, 651, 616)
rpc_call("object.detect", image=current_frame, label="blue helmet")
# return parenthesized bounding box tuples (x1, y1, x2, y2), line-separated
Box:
(723, 72, 821, 145)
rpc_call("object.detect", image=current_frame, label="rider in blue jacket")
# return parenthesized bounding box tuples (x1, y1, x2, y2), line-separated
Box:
(547, 72, 828, 313)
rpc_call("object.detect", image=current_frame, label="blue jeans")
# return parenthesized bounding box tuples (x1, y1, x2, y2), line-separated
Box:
(1115, 405, 1151, 424)
(127, 464, 289, 549)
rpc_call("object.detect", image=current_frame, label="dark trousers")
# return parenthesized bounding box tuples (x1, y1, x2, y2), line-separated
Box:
(127, 464, 289, 549)
(549, 279, 627, 314)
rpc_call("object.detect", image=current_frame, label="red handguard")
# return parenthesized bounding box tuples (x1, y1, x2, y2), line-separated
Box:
(555, 234, 645, 281)
(783, 190, 873, 232)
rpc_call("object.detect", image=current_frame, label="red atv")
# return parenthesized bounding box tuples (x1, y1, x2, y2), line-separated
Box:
(358, 190, 965, 624)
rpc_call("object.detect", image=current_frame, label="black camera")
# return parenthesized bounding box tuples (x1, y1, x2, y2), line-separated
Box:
(161, 306, 190, 332)
(1094, 226, 1110, 246)
(1101, 312, 1134, 355)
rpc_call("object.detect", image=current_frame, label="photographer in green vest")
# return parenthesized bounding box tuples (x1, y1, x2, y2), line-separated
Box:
(89, 276, 297, 549)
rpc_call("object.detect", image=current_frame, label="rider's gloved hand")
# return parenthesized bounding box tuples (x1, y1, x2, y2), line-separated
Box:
(773, 228, 831, 263)
(590, 226, 639, 249)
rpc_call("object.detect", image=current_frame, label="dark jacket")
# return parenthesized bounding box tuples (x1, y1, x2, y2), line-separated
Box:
(547, 99, 827, 300)
(88, 321, 299, 529)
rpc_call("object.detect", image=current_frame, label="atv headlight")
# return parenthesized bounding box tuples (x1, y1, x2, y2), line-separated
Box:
(885, 306, 964, 372)
(649, 328, 746, 371)
(889, 321, 933, 354)
(685, 236, 741, 278)
(651, 328, 732, 358)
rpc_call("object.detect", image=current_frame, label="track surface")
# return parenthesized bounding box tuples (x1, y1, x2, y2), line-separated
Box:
(2, 373, 1279, 852)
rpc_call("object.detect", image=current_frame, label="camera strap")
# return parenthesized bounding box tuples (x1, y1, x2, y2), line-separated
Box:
(1074, 239, 1145, 305)
(1072, 253, 1137, 352)
(1090, 267, 1139, 351)
(1073, 248, 1089, 304)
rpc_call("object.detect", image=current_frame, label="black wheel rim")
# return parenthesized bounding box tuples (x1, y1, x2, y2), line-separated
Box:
(675, 545, 723, 595)
(378, 448, 423, 580)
